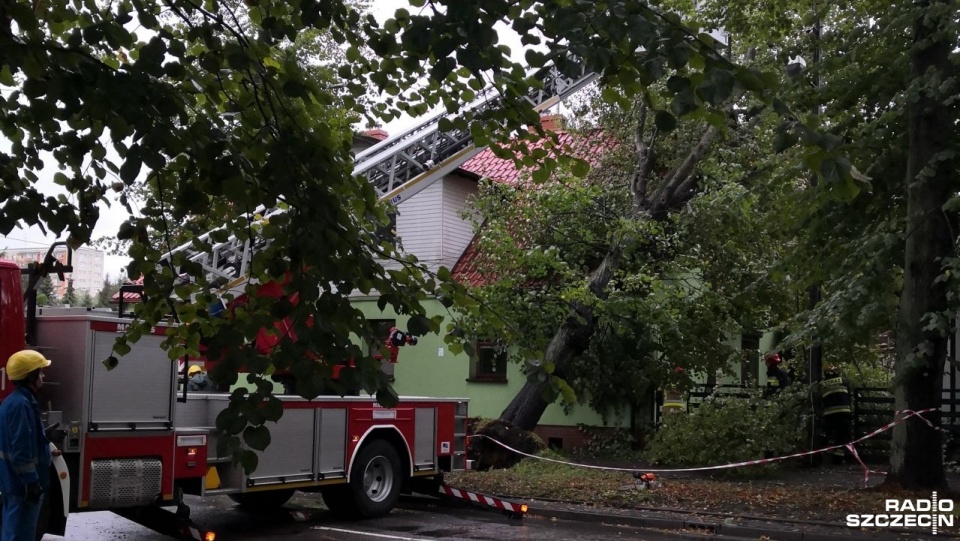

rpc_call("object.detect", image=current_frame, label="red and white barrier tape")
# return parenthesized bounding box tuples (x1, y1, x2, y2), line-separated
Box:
(439, 484, 526, 514)
(469, 408, 939, 486)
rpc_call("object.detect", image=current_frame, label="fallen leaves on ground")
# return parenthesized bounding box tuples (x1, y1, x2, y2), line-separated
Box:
(445, 460, 958, 531)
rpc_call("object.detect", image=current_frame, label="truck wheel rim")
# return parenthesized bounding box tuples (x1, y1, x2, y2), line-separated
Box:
(362, 455, 393, 503)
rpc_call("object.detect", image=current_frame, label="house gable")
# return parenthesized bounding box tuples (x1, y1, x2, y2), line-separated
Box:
(394, 173, 478, 273)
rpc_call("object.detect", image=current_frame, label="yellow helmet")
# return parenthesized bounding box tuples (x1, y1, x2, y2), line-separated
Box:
(187, 365, 203, 376)
(7, 350, 52, 381)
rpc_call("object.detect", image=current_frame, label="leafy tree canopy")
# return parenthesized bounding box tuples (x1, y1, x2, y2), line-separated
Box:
(0, 0, 860, 471)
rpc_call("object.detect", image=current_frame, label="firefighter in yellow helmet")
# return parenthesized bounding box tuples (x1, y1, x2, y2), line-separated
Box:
(0, 350, 53, 541)
(660, 367, 687, 417)
(819, 364, 853, 464)
(186, 364, 213, 392)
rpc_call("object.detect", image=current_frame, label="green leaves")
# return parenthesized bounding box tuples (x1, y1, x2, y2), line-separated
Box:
(819, 156, 852, 186)
(772, 129, 798, 154)
(243, 425, 271, 451)
(2, 0, 917, 478)
(136, 37, 167, 76)
(119, 147, 142, 183)
(655, 111, 677, 133)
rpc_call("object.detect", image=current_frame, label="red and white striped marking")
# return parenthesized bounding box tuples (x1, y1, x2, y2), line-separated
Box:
(440, 485, 527, 515)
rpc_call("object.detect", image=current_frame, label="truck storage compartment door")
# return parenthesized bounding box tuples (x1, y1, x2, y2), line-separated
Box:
(316, 408, 346, 478)
(415, 408, 436, 469)
(89, 330, 174, 430)
(246, 408, 315, 486)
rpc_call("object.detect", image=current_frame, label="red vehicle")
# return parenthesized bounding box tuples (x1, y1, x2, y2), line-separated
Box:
(0, 249, 469, 540)
(0, 59, 593, 538)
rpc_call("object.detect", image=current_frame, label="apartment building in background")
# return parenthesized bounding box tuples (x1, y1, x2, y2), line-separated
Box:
(1, 246, 105, 299)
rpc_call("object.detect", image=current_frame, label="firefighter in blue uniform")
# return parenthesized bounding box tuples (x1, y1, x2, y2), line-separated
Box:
(0, 350, 53, 541)
(819, 364, 853, 464)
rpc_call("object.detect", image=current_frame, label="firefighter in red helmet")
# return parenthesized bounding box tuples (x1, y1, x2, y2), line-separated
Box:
(764, 352, 791, 394)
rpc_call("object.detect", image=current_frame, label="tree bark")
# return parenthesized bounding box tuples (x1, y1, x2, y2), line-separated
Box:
(500, 243, 624, 430)
(886, 0, 956, 490)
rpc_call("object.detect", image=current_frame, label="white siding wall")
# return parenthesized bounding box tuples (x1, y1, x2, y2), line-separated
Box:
(439, 176, 479, 269)
(395, 181, 444, 270)
(392, 176, 479, 273)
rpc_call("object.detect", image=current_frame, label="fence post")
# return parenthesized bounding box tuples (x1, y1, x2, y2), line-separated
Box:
(852, 388, 859, 439)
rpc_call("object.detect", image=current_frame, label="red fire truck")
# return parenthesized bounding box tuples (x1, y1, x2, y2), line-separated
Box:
(0, 58, 595, 539)
(0, 251, 471, 540)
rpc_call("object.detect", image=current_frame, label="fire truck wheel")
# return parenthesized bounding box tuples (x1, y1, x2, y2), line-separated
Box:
(348, 439, 402, 518)
(228, 488, 295, 511)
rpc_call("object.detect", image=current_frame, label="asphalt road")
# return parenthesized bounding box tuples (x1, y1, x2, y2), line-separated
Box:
(42, 493, 669, 541)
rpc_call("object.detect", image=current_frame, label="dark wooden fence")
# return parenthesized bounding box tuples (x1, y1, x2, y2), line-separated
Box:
(851, 387, 894, 458)
(685, 384, 753, 411)
(675, 384, 960, 460)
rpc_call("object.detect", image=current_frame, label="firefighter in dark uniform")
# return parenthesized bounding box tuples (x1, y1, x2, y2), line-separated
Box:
(0, 350, 53, 541)
(819, 364, 853, 464)
(186, 365, 214, 391)
(764, 353, 791, 395)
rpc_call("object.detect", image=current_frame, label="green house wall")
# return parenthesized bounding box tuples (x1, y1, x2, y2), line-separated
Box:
(353, 296, 621, 428)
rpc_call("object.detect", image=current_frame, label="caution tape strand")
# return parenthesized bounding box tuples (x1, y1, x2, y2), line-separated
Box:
(468, 408, 939, 485)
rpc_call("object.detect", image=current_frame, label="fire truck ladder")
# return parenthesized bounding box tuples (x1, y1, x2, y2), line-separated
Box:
(157, 57, 598, 294)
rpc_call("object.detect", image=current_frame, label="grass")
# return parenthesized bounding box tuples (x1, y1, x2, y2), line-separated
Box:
(447, 451, 651, 504)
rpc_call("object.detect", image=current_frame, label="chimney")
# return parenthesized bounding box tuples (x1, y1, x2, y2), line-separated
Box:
(363, 127, 389, 141)
(539, 114, 564, 132)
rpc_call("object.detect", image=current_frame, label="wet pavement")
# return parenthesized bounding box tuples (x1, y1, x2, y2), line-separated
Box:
(42, 485, 954, 540)
(42, 493, 677, 541)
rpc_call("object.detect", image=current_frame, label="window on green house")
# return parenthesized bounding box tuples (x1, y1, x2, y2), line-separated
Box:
(468, 340, 508, 383)
(368, 319, 397, 381)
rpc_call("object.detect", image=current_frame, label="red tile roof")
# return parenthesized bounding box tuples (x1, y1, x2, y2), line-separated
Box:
(111, 276, 144, 304)
(459, 131, 600, 185)
(449, 237, 489, 288)
(452, 124, 612, 287)
(363, 127, 389, 141)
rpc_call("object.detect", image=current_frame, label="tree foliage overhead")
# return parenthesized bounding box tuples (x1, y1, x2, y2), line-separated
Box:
(455, 98, 798, 423)
(0, 0, 871, 473)
(455, 0, 958, 489)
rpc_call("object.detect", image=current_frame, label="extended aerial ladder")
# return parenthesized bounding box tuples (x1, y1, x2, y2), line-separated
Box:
(156, 57, 598, 292)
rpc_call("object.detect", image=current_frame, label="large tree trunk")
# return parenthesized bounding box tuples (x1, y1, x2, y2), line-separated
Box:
(500, 244, 624, 430)
(886, 0, 956, 490)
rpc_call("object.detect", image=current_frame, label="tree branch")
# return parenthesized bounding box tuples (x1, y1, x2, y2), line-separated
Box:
(649, 125, 719, 216)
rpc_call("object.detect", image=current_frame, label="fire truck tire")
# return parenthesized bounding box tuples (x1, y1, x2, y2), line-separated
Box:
(227, 488, 295, 511)
(326, 439, 402, 519)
